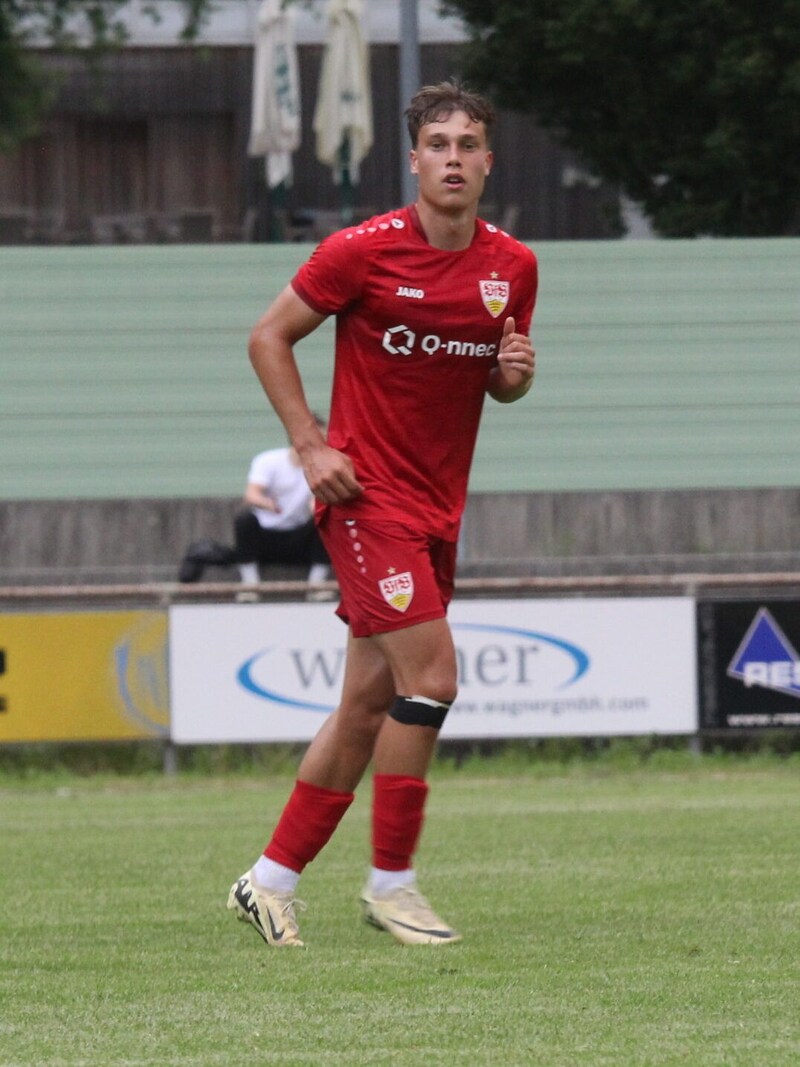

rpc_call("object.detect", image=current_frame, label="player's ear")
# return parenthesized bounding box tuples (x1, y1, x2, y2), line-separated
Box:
(484, 150, 494, 176)
(410, 149, 419, 175)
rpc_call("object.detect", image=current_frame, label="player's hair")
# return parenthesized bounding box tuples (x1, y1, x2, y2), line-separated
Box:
(405, 81, 495, 146)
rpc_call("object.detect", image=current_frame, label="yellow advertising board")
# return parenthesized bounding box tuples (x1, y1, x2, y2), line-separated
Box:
(0, 611, 169, 742)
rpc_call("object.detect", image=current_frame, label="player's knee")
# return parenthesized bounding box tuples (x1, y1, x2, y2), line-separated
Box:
(389, 694, 453, 730)
(412, 667, 457, 708)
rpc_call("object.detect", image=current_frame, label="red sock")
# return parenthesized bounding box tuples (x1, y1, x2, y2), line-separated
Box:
(372, 774, 429, 871)
(264, 779, 354, 873)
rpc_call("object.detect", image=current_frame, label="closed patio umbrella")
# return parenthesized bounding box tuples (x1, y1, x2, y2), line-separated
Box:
(312, 0, 373, 223)
(248, 0, 301, 237)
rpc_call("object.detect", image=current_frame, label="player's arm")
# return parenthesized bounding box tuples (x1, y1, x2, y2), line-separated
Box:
(487, 316, 535, 403)
(243, 482, 280, 512)
(248, 285, 363, 504)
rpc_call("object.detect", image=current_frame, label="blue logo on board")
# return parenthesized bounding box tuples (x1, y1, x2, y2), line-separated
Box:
(727, 608, 800, 698)
(236, 622, 590, 712)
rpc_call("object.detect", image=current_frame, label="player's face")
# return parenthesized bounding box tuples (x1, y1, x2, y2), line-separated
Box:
(410, 111, 493, 213)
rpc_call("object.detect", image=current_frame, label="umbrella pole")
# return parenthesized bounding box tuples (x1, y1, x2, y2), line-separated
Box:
(270, 178, 288, 242)
(339, 135, 354, 226)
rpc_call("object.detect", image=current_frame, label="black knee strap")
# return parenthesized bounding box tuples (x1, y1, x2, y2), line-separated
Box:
(389, 695, 452, 730)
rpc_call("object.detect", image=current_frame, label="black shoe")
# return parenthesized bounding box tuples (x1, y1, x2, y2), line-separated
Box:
(178, 558, 204, 583)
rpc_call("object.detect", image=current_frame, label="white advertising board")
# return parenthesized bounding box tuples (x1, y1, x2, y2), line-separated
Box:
(169, 597, 697, 743)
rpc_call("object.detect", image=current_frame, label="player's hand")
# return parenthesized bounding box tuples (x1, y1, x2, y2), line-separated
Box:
(303, 445, 364, 504)
(488, 316, 535, 402)
(496, 316, 535, 387)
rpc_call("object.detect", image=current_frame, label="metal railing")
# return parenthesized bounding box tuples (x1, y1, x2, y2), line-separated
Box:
(2, 571, 800, 607)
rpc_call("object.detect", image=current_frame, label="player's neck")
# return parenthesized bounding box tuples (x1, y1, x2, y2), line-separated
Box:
(414, 200, 477, 251)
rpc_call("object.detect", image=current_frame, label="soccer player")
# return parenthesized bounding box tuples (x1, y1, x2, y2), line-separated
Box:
(227, 81, 537, 947)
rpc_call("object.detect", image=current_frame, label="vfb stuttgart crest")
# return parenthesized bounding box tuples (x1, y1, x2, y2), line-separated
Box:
(479, 279, 509, 318)
(379, 571, 414, 613)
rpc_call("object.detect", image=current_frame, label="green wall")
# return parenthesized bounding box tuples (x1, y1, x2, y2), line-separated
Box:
(1, 238, 797, 501)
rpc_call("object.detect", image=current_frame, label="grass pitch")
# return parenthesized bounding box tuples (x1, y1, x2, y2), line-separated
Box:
(1, 753, 798, 1066)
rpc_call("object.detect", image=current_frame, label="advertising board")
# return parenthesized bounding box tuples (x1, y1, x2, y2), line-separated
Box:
(0, 611, 168, 742)
(170, 597, 697, 743)
(697, 600, 800, 729)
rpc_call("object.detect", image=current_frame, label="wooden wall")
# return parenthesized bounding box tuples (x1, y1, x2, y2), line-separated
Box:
(0, 44, 619, 245)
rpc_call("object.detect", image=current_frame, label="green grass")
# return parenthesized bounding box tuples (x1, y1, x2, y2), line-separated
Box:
(1, 755, 799, 1066)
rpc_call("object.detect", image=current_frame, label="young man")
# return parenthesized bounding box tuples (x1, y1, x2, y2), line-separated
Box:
(227, 82, 537, 947)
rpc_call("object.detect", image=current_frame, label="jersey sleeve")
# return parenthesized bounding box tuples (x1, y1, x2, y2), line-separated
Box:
(513, 247, 538, 336)
(291, 229, 369, 316)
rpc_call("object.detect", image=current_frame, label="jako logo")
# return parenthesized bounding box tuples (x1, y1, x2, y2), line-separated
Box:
(236, 622, 590, 712)
(396, 286, 425, 299)
(382, 323, 497, 359)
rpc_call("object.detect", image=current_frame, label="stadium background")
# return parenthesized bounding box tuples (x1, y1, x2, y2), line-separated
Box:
(2, 11, 797, 1066)
(0, 1, 798, 745)
(1, 238, 798, 585)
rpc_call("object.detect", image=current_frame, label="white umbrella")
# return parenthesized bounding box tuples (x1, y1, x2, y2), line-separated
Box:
(248, 0, 302, 190)
(313, 0, 373, 207)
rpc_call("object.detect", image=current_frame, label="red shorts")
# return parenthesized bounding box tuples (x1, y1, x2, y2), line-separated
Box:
(318, 515, 457, 638)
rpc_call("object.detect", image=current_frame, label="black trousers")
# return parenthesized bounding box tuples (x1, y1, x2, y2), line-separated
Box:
(233, 510, 330, 567)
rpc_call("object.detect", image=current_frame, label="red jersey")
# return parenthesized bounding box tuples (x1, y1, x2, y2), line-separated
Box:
(292, 205, 538, 540)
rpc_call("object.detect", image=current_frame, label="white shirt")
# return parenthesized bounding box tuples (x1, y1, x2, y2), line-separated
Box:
(246, 447, 313, 530)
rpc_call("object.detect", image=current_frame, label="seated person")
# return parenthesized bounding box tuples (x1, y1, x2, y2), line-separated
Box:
(235, 415, 331, 586)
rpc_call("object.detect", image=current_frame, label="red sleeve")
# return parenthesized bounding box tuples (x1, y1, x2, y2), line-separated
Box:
(515, 248, 538, 337)
(291, 229, 369, 316)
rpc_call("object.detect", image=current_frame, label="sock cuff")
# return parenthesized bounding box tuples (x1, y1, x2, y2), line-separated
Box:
(373, 773, 427, 793)
(296, 778, 355, 804)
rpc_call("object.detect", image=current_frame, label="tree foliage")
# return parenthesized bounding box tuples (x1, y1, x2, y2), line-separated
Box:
(442, 0, 800, 235)
(0, 0, 212, 151)
(0, 5, 47, 151)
